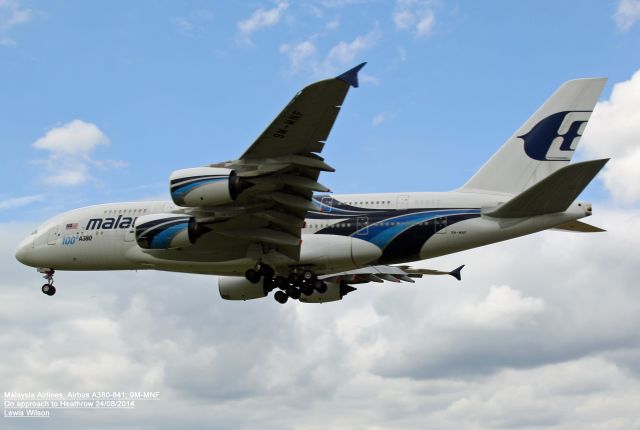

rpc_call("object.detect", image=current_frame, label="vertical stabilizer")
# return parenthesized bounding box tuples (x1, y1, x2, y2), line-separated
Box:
(461, 78, 606, 195)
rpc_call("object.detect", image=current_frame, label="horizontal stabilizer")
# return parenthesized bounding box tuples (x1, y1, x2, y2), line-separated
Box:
(395, 264, 465, 281)
(486, 159, 609, 218)
(553, 220, 606, 233)
(321, 264, 464, 285)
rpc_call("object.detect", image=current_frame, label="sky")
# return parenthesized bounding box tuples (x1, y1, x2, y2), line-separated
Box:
(1, 1, 640, 429)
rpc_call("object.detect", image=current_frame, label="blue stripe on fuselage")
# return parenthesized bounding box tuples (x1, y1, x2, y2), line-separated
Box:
(351, 209, 481, 249)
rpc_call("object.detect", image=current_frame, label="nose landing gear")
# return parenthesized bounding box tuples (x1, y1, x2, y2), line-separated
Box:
(39, 268, 56, 296)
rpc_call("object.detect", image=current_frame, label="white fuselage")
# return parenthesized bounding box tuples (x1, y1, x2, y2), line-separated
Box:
(15, 190, 592, 276)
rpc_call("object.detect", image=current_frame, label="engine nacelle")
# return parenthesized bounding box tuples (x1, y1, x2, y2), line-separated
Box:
(170, 167, 244, 207)
(135, 213, 205, 250)
(218, 276, 268, 301)
(300, 235, 382, 272)
(299, 281, 357, 303)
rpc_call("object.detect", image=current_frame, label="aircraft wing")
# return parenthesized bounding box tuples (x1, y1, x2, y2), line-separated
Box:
(239, 63, 366, 159)
(197, 64, 366, 262)
(320, 264, 465, 284)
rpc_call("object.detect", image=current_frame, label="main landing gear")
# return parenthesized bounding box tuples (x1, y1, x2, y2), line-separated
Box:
(39, 269, 56, 296)
(244, 264, 327, 305)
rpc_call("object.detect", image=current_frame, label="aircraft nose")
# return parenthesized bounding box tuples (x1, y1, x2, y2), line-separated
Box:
(15, 238, 34, 266)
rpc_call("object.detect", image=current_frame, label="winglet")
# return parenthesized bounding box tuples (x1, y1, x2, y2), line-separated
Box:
(336, 62, 367, 88)
(449, 265, 465, 281)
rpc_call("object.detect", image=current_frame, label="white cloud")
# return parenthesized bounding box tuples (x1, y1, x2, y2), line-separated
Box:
(0, 0, 32, 32)
(326, 30, 379, 65)
(32, 119, 123, 187)
(580, 69, 640, 204)
(238, 1, 288, 38)
(47, 167, 89, 186)
(281, 30, 378, 79)
(393, 0, 436, 38)
(393, 9, 414, 29)
(614, 0, 640, 30)
(454, 285, 545, 329)
(326, 16, 340, 30)
(171, 10, 214, 37)
(415, 10, 435, 36)
(444, 357, 640, 429)
(372, 113, 386, 126)
(171, 16, 193, 34)
(0, 0, 32, 46)
(372, 112, 393, 126)
(600, 148, 640, 204)
(33, 119, 109, 154)
(0, 194, 43, 211)
(280, 40, 317, 74)
(3, 203, 640, 428)
(2, 206, 640, 428)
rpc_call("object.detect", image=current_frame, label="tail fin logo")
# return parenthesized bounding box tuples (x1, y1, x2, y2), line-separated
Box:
(519, 111, 591, 161)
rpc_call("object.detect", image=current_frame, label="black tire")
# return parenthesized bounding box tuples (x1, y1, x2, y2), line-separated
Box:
(259, 264, 274, 279)
(301, 285, 314, 296)
(41, 284, 51, 295)
(302, 271, 316, 282)
(274, 276, 288, 290)
(48, 286, 56, 296)
(286, 286, 301, 300)
(262, 278, 275, 295)
(288, 272, 300, 283)
(274, 290, 288, 304)
(315, 281, 328, 294)
(245, 269, 261, 284)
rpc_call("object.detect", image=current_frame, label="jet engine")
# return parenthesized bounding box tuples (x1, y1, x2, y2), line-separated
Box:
(135, 213, 208, 249)
(169, 167, 250, 207)
(218, 276, 269, 301)
(298, 281, 356, 303)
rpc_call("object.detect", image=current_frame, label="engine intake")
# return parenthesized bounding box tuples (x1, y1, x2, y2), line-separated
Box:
(135, 213, 208, 249)
(169, 167, 250, 207)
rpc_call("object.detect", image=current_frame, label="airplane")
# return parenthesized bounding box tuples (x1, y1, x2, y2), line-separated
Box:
(15, 63, 609, 304)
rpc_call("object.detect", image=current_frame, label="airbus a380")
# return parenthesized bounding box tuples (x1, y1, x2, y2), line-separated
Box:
(15, 63, 609, 304)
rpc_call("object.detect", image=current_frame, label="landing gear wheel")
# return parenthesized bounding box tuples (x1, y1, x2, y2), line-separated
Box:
(286, 286, 301, 300)
(41, 284, 56, 296)
(274, 290, 288, 304)
(274, 276, 288, 290)
(245, 269, 261, 284)
(288, 273, 300, 284)
(314, 280, 327, 294)
(262, 278, 275, 295)
(258, 264, 274, 279)
(302, 270, 316, 282)
(301, 284, 314, 296)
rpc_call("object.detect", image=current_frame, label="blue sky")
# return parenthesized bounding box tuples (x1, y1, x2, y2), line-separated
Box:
(1, 0, 639, 223)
